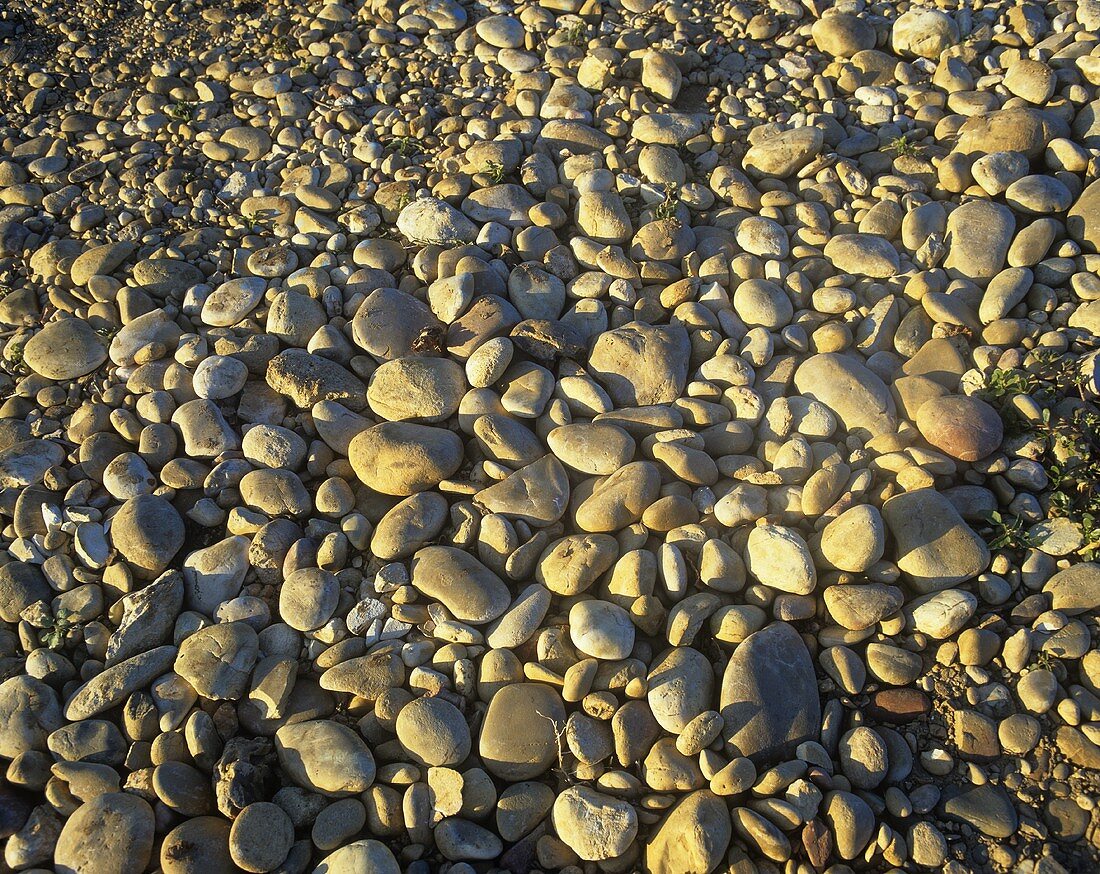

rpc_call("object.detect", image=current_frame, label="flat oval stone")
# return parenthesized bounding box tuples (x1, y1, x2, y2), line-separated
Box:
(395, 696, 471, 767)
(367, 356, 466, 422)
(474, 455, 570, 526)
(201, 277, 266, 326)
(719, 622, 820, 763)
(915, 394, 1003, 461)
(535, 533, 619, 596)
(371, 492, 449, 560)
(479, 683, 565, 781)
(551, 786, 638, 861)
(882, 489, 990, 593)
(410, 546, 511, 624)
(23, 318, 107, 379)
(793, 353, 897, 440)
(547, 423, 636, 475)
(312, 840, 399, 874)
(588, 321, 690, 406)
(275, 720, 376, 796)
(646, 790, 732, 874)
(55, 792, 154, 874)
(647, 646, 714, 733)
(349, 422, 464, 496)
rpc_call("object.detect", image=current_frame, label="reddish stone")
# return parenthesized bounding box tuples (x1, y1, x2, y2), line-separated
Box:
(802, 818, 832, 870)
(866, 688, 931, 723)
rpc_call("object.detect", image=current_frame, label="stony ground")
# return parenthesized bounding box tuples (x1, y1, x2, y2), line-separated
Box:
(0, 0, 1099, 872)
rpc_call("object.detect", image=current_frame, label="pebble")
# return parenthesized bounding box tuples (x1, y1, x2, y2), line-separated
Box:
(1, 3, 1098, 870)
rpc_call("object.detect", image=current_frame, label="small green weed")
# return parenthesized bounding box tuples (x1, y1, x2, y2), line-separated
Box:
(166, 100, 195, 121)
(559, 21, 587, 46)
(41, 609, 81, 650)
(887, 135, 921, 157)
(482, 160, 506, 184)
(653, 190, 680, 222)
(981, 351, 1100, 562)
(983, 511, 1034, 552)
(271, 35, 292, 59)
(387, 135, 421, 157)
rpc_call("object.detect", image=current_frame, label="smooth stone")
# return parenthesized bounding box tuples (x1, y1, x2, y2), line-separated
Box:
(367, 356, 466, 422)
(941, 783, 1018, 838)
(891, 7, 958, 57)
(569, 600, 635, 660)
(474, 455, 570, 526)
(547, 423, 636, 475)
(823, 790, 875, 860)
(645, 790, 732, 874)
(535, 533, 619, 596)
(201, 277, 266, 326)
(23, 319, 107, 379)
(819, 505, 885, 573)
(397, 197, 479, 245)
(175, 622, 259, 700)
(954, 108, 1069, 159)
(279, 568, 339, 631)
(1043, 562, 1100, 614)
(743, 127, 824, 178)
(349, 422, 464, 496)
(907, 589, 978, 639)
(823, 233, 900, 278)
(1068, 178, 1100, 253)
(351, 286, 443, 361)
(0, 676, 63, 758)
(159, 816, 233, 874)
(793, 353, 897, 440)
(882, 490, 990, 592)
(719, 622, 820, 763)
(745, 524, 817, 594)
(395, 696, 471, 767)
(551, 786, 638, 861)
(588, 321, 690, 406)
(312, 840, 399, 874)
(479, 683, 565, 780)
(275, 720, 376, 796)
(182, 536, 250, 616)
(944, 200, 1015, 284)
(229, 802, 294, 873)
(410, 546, 511, 625)
(915, 395, 1003, 461)
(647, 647, 713, 733)
(64, 646, 178, 720)
(574, 460, 663, 532)
(54, 792, 154, 874)
(371, 492, 449, 560)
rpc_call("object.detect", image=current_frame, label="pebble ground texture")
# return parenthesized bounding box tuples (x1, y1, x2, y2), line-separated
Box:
(1, 0, 1100, 872)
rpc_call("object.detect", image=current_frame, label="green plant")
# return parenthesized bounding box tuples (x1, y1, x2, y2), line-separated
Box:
(983, 511, 1034, 552)
(40, 609, 80, 650)
(981, 352, 1100, 562)
(559, 20, 587, 46)
(887, 135, 921, 157)
(482, 160, 505, 184)
(1078, 513, 1100, 561)
(387, 135, 421, 157)
(166, 100, 195, 121)
(787, 93, 812, 112)
(271, 35, 292, 59)
(4, 339, 24, 370)
(653, 190, 680, 222)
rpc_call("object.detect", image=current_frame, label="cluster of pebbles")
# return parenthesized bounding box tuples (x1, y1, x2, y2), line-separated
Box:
(1, 0, 1100, 871)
